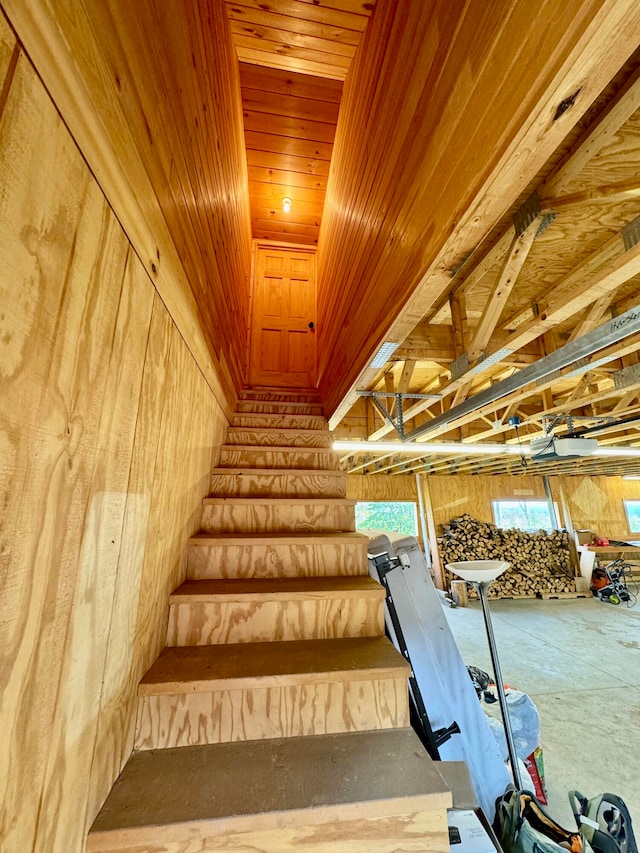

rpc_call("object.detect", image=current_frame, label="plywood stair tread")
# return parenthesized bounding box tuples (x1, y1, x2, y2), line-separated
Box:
(87, 729, 452, 849)
(189, 531, 366, 545)
(231, 413, 327, 427)
(170, 576, 385, 603)
(238, 400, 323, 410)
(139, 637, 409, 694)
(203, 497, 356, 506)
(226, 427, 329, 436)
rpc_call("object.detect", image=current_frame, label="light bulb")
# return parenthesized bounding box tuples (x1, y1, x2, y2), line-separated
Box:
(282, 196, 292, 212)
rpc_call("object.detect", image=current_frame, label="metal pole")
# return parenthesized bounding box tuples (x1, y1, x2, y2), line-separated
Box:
(475, 581, 523, 790)
(543, 475, 559, 529)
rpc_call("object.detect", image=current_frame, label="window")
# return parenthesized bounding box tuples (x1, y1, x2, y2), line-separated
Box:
(355, 501, 418, 536)
(492, 499, 554, 532)
(624, 500, 640, 533)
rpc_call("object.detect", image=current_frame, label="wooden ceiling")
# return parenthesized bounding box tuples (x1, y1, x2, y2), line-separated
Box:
(334, 53, 640, 477)
(239, 63, 341, 245)
(226, 0, 374, 246)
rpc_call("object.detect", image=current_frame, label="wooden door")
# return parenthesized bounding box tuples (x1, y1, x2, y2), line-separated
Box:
(250, 248, 316, 388)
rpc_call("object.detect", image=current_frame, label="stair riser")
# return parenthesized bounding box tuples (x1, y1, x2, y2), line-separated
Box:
(187, 541, 367, 579)
(135, 678, 409, 750)
(166, 599, 384, 645)
(201, 503, 355, 534)
(219, 448, 339, 470)
(240, 391, 321, 404)
(226, 429, 332, 448)
(236, 401, 323, 416)
(210, 472, 346, 498)
(231, 414, 327, 430)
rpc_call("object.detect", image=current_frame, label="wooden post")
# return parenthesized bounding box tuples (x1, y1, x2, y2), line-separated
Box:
(417, 474, 444, 589)
(414, 472, 430, 559)
(450, 580, 469, 607)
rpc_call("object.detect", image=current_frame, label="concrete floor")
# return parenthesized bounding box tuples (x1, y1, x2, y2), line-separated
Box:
(443, 596, 640, 828)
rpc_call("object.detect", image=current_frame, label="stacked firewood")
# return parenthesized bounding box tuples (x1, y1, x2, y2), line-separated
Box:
(438, 514, 575, 598)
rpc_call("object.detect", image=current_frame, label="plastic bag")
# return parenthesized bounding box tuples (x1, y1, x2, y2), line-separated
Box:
(484, 688, 541, 760)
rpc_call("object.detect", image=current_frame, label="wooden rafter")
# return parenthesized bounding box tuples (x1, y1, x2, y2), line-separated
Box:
(468, 215, 542, 361)
(398, 359, 416, 394)
(568, 293, 616, 342)
(539, 63, 640, 199)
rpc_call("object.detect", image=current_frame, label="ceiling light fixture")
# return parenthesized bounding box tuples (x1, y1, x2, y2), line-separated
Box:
(369, 341, 400, 368)
(333, 440, 640, 458)
(282, 196, 292, 213)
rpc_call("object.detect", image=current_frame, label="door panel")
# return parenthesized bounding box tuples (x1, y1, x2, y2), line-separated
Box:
(250, 247, 316, 388)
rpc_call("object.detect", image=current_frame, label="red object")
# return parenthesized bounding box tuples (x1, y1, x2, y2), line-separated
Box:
(525, 750, 547, 803)
(594, 536, 610, 547)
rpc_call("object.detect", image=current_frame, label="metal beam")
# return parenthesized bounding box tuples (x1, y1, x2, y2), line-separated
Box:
(405, 302, 640, 442)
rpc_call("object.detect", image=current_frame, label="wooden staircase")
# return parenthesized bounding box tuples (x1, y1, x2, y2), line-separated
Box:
(87, 390, 451, 852)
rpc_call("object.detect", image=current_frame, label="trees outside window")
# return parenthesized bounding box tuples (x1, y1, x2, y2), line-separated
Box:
(492, 499, 553, 531)
(355, 501, 418, 536)
(624, 500, 640, 534)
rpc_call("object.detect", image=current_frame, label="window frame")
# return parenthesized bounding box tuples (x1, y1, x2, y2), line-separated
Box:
(491, 498, 555, 532)
(623, 499, 640, 534)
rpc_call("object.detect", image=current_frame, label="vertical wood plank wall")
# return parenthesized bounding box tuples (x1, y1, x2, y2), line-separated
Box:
(2, 0, 252, 402)
(0, 27, 228, 852)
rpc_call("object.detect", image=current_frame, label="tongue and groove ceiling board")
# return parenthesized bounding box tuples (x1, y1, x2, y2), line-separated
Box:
(239, 63, 342, 246)
(226, 1, 374, 246)
(318, 0, 640, 425)
(225, 0, 374, 81)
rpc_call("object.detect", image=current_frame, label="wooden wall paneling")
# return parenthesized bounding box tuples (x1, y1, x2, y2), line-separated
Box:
(0, 55, 120, 851)
(0, 8, 15, 87)
(2, 0, 251, 410)
(346, 475, 419, 503)
(320, 0, 640, 422)
(414, 475, 548, 530)
(92, 0, 251, 390)
(562, 475, 640, 537)
(87, 292, 172, 826)
(0, 41, 230, 850)
(36, 245, 154, 851)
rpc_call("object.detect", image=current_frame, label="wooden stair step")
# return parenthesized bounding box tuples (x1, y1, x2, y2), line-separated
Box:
(239, 388, 322, 404)
(231, 412, 327, 430)
(87, 729, 452, 852)
(134, 637, 410, 749)
(140, 636, 407, 694)
(201, 497, 356, 533)
(236, 400, 324, 416)
(166, 576, 385, 645)
(187, 531, 367, 579)
(226, 426, 332, 447)
(219, 445, 339, 470)
(210, 467, 346, 498)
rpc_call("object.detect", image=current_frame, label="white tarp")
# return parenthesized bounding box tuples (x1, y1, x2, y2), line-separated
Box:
(365, 531, 509, 821)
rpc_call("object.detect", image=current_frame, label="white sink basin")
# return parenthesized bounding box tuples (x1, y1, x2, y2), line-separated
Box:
(446, 560, 510, 583)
